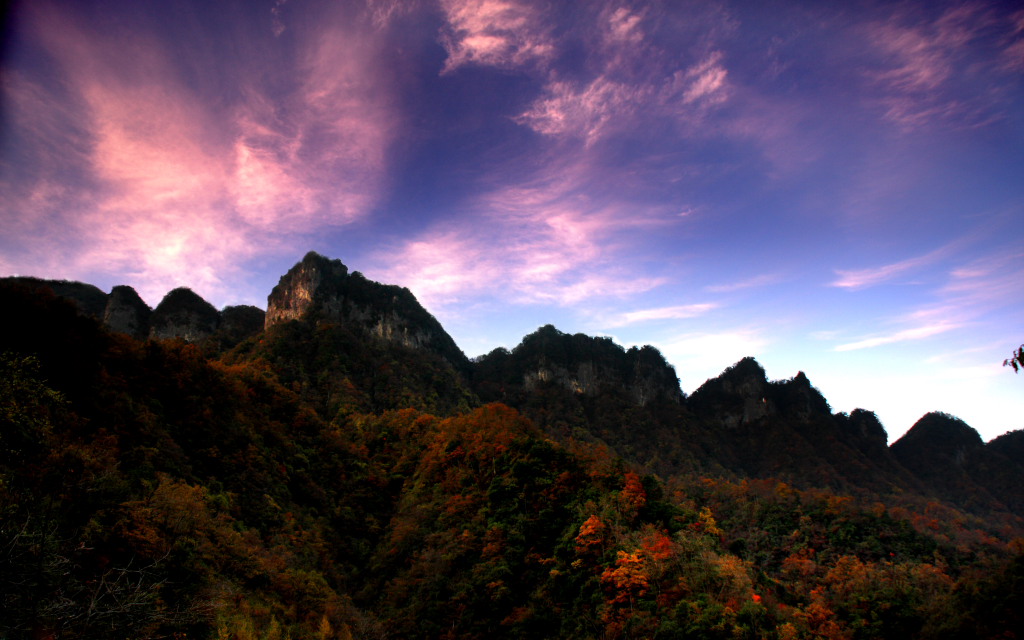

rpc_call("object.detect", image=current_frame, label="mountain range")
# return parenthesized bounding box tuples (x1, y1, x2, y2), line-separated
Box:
(2, 251, 1022, 639)
(7, 251, 1021, 520)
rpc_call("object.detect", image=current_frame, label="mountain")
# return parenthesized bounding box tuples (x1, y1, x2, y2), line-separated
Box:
(228, 252, 474, 417)
(685, 359, 925, 495)
(2, 255, 1023, 639)
(266, 251, 467, 368)
(5, 256, 1022, 517)
(892, 412, 1024, 515)
(102, 284, 152, 339)
(0, 276, 264, 347)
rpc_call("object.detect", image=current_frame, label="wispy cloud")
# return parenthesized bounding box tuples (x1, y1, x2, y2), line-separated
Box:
(604, 303, 718, 328)
(835, 323, 960, 352)
(2, 0, 400, 304)
(861, 3, 1021, 129)
(705, 273, 782, 293)
(371, 157, 676, 313)
(438, 0, 554, 73)
(832, 247, 1023, 353)
(831, 244, 955, 289)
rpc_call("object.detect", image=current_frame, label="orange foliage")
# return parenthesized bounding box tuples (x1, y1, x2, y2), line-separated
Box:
(575, 515, 607, 555)
(601, 550, 650, 605)
(618, 472, 647, 519)
(639, 529, 675, 563)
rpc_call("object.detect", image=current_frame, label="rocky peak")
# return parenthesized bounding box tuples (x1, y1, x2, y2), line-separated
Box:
(838, 408, 889, 454)
(4, 277, 108, 318)
(265, 252, 467, 366)
(477, 325, 682, 406)
(771, 371, 831, 418)
(265, 252, 348, 327)
(220, 305, 266, 342)
(150, 287, 220, 341)
(892, 411, 984, 468)
(103, 285, 151, 339)
(688, 357, 772, 427)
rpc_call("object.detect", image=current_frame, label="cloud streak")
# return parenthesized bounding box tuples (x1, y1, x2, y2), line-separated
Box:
(604, 303, 718, 328)
(860, 3, 1022, 129)
(1, 0, 400, 304)
(834, 323, 960, 352)
(831, 244, 956, 289)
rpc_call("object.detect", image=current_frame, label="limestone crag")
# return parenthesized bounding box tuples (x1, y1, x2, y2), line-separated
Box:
(479, 325, 683, 407)
(103, 285, 152, 339)
(265, 253, 348, 327)
(689, 357, 773, 428)
(265, 252, 468, 366)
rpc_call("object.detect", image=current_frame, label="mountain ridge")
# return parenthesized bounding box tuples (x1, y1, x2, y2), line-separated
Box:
(4, 253, 1021, 518)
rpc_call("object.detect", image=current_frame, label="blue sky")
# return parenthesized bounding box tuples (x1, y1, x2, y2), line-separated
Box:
(2, 0, 1022, 442)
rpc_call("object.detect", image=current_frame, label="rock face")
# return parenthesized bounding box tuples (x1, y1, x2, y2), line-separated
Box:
(265, 252, 467, 366)
(475, 324, 683, 406)
(688, 357, 772, 428)
(150, 288, 221, 341)
(265, 253, 350, 327)
(103, 285, 152, 339)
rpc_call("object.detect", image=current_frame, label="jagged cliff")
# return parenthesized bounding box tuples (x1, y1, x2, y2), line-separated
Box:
(103, 285, 152, 339)
(265, 251, 467, 367)
(473, 324, 683, 407)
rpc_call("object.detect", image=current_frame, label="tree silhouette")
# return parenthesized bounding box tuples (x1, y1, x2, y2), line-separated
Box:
(1004, 344, 1024, 373)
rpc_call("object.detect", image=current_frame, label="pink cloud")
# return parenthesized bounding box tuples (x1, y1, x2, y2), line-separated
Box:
(861, 4, 1019, 129)
(439, 0, 554, 73)
(372, 161, 675, 313)
(513, 2, 732, 146)
(3, 1, 400, 306)
(831, 247, 1022, 354)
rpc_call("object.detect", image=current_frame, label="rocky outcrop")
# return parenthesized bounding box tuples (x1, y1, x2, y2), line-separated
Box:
(475, 324, 683, 407)
(836, 408, 890, 457)
(150, 288, 220, 341)
(265, 252, 468, 366)
(688, 357, 772, 428)
(103, 285, 151, 339)
(265, 252, 350, 327)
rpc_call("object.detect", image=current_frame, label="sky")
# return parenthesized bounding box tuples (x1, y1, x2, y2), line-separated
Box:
(2, 0, 1022, 443)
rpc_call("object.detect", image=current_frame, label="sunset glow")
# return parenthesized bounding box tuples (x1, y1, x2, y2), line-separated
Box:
(2, 0, 1021, 441)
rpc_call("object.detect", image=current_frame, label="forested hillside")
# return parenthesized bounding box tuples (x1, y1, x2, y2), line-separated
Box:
(2, 262, 1022, 639)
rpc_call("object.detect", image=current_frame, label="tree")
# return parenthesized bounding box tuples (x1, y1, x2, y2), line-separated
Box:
(1004, 344, 1024, 373)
